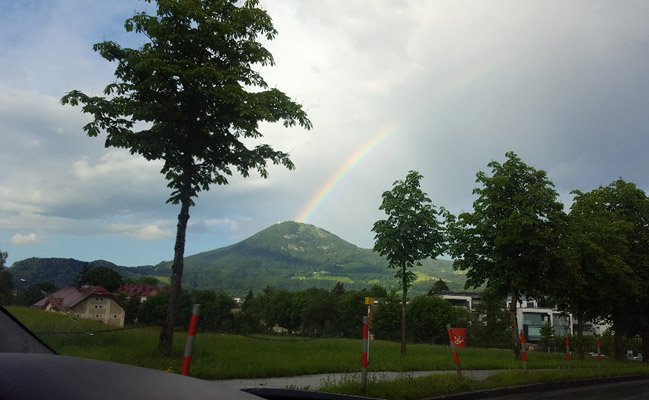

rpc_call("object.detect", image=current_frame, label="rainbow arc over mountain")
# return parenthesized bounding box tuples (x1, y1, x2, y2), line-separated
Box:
(294, 122, 396, 223)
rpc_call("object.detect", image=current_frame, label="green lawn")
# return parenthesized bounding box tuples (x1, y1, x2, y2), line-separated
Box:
(7, 306, 649, 398)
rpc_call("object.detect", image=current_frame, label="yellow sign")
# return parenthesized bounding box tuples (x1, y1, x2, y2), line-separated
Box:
(364, 297, 374, 305)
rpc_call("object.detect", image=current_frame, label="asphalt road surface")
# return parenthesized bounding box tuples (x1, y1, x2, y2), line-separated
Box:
(475, 378, 649, 400)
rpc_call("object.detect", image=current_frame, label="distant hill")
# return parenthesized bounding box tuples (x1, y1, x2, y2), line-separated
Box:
(10, 221, 465, 296)
(9, 258, 152, 289)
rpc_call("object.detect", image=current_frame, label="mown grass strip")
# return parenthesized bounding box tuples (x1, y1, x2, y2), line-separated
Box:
(320, 368, 649, 400)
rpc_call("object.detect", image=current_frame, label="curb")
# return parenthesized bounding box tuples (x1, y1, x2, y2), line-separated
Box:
(428, 375, 649, 399)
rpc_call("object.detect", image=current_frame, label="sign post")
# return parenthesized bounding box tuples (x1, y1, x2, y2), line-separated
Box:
(365, 297, 373, 364)
(565, 336, 572, 369)
(447, 324, 462, 375)
(361, 316, 369, 393)
(597, 338, 602, 368)
(521, 330, 527, 371)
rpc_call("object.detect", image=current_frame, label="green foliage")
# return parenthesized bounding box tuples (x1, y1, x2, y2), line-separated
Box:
(75, 265, 123, 291)
(448, 151, 566, 298)
(540, 322, 554, 352)
(566, 179, 649, 361)
(123, 276, 161, 285)
(138, 289, 191, 327)
(428, 279, 450, 295)
(372, 292, 402, 341)
(373, 171, 447, 289)
(61, 1, 312, 205)
(468, 287, 512, 349)
(373, 170, 447, 353)
(11, 258, 149, 289)
(61, 0, 311, 355)
(14, 282, 60, 306)
(448, 152, 567, 357)
(407, 295, 456, 344)
(0, 250, 13, 305)
(193, 291, 237, 332)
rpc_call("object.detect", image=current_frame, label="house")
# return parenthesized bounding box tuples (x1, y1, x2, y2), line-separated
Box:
(506, 298, 573, 343)
(115, 284, 160, 302)
(440, 292, 481, 312)
(33, 286, 125, 328)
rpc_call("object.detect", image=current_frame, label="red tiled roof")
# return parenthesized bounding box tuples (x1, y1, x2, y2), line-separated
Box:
(32, 286, 112, 311)
(115, 284, 160, 298)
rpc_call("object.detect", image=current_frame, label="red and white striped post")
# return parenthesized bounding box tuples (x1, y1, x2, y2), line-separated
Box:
(520, 330, 527, 371)
(361, 316, 369, 393)
(447, 324, 461, 375)
(181, 304, 201, 376)
(565, 336, 572, 369)
(597, 338, 602, 368)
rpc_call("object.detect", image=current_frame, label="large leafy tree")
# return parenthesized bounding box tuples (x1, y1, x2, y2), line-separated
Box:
(447, 152, 567, 359)
(61, 0, 311, 355)
(372, 170, 446, 354)
(567, 180, 649, 361)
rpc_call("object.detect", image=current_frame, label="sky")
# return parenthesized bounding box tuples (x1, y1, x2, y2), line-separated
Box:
(2, 0, 649, 268)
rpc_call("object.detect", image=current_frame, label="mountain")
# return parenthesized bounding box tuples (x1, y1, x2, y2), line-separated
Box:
(10, 221, 466, 295)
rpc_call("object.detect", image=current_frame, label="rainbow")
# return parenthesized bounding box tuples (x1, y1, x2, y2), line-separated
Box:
(294, 63, 492, 224)
(294, 122, 396, 223)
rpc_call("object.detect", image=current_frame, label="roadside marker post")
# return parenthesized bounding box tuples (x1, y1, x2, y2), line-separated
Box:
(365, 297, 373, 365)
(181, 304, 201, 376)
(597, 338, 602, 368)
(565, 336, 572, 369)
(520, 331, 527, 371)
(361, 316, 369, 393)
(446, 324, 462, 375)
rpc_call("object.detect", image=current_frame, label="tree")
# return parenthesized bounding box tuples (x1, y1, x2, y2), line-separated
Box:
(372, 171, 446, 354)
(198, 292, 237, 332)
(0, 251, 14, 305)
(407, 295, 456, 344)
(566, 180, 649, 361)
(61, 0, 311, 355)
(447, 152, 567, 359)
(428, 279, 449, 295)
(75, 266, 123, 291)
(372, 291, 402, 341)
(329, 290, 366, 338)
(468, 286, 511, 349)
(540, 322, 554, 353)
(14, 282, 59, 306)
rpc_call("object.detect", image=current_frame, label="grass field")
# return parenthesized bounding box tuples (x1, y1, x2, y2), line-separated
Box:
(7, 306, 649, 398)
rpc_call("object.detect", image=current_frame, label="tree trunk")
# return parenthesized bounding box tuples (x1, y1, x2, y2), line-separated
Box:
(158, 190, 191, 356)
(576, 311, 585, 360)
(641, 328, 649, 364)
(613, 321, 626, 361)
(401, 270, 407, 355)
(509, 290, 521, 360)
